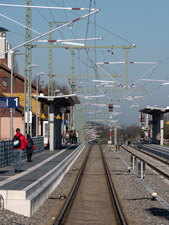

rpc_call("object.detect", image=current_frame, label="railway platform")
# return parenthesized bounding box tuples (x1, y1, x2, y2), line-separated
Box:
(0, 143, 85, 217)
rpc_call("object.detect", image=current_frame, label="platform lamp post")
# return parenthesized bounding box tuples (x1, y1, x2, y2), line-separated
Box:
(36, 72, 45, 137)
(10, 50, 24, 139)
(27, 63, 38, 135)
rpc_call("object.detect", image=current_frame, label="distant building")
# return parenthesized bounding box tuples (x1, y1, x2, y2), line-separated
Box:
(0, 27, 11, 67)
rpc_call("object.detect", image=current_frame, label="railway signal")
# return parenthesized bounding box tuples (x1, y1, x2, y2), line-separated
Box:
(109, 104, 113, 112)
(141, 113, 145, 123)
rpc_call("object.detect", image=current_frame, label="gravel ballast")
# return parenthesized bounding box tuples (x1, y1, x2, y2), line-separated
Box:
(104, 145, 169, 225)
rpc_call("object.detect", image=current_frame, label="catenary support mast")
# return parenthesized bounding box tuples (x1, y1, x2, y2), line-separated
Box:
(24, 0, 32, 135)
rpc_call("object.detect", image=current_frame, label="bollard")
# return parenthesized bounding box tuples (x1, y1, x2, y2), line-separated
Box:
(138, 160, 145, 179)
(130, 155, 136, 169)
(0, 194, 4, 209)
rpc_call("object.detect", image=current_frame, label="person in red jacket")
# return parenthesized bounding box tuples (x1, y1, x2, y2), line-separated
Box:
(12, 128, 28, 172)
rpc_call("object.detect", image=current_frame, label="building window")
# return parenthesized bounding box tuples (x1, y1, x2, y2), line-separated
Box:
(2, 77, 11, 86)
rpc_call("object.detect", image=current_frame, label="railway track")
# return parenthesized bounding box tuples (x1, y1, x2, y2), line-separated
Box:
(132, 144, 169, 164)
(121, 145, 169, 180)
(138, 143, 169, 161)
(53, 145, 127, 225)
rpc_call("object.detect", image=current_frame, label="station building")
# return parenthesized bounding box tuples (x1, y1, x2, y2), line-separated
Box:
(0, 63, 48, 139)
(0, 27, 48, 139)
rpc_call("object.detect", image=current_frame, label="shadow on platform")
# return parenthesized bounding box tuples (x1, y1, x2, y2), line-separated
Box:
(146, 207, 169, 220)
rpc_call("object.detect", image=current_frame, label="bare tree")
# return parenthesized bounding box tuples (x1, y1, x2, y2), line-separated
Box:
(93, 122, 141, 144)
(43, 80, 70, 95)
(32, 75, 45, 89)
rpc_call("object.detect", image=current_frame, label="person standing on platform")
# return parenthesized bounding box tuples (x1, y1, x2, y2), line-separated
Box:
(12, 128, 28, 172)
(72, 130, 77, 144)
(70, 130, 73, 144)
(26, 134, 34, 162)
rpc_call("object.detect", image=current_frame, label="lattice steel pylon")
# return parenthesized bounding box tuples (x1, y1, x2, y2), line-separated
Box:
(24, 0, 32, 135)
(48, 22, 54, 96)
(70, 48, 76, 130)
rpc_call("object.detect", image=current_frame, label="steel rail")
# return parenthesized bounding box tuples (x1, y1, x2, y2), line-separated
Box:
(54, 145, 128, 225)
(54, 145, 91, 225)
(131, 145, 169, 165)
(100, 145, 127, 225)
(122, 146, 169, 180)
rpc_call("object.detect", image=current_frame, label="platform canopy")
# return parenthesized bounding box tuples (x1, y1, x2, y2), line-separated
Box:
(32, 94, 80, 106)
(0, 27, 9, 32)
(139, 106, 169, 115)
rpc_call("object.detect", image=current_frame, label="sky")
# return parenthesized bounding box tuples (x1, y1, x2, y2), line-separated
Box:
(1, 0, 169, 126)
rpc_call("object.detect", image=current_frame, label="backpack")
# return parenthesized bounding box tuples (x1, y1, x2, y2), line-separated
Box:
(27, 138, 32, 149)
(13, 134, 22, 148)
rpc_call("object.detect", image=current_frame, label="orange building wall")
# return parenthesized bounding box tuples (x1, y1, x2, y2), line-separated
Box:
(4, 92, 41, 115)
(0, 117, 24, 139)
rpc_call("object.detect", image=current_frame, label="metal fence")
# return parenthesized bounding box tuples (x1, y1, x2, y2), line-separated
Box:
(0, 136, 44, 168)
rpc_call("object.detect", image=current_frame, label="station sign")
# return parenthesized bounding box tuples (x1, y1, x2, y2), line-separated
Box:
(60, 107, 66, 114)
(25, 111, 32, 123)
(41, 113, 46, 119)
(0, 97, 19, 108)
(7, 97, 19, 108)
(19, 95, 24, 101)
(56, 114, 61, 119)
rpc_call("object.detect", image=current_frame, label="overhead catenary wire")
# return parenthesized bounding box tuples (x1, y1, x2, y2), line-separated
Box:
(45, 0, 65, 41)
(46, 0, 137, 92)
(36, 38, 103, 42)
(46, 0, 135, 85)
(96, 61, 159, 65)
(0, 4, 97, 11)
(0, 9, 100, 57)
(34, 0, 102, 82)
(48, 0, 133, 45)
(0, 13, 42, 36)
(94, 62, 161, 118)
(114, 64, 160, 103)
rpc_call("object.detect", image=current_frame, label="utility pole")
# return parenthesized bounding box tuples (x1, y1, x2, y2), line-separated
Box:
(114, 124, 117, 146)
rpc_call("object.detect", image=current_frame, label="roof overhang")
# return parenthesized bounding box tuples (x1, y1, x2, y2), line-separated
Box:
(139, 106, 169, 115)
(32, 94, 80, 107)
